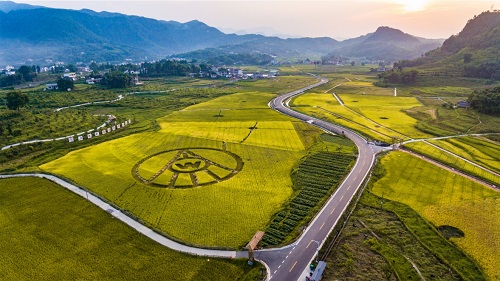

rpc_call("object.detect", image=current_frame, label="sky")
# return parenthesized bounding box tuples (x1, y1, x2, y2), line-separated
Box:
(8, 0, 500, 39)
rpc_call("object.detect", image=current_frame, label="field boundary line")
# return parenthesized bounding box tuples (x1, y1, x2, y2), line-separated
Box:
(399, 149, 499, 191)
(0, 173, 246, 259)
(422, 140, 500, 178)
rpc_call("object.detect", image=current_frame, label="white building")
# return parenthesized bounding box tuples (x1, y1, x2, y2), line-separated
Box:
(45, 83, 58, 90)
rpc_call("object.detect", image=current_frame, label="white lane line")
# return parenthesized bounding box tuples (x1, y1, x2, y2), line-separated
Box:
(319, 222, 325, 230)
(330, 208, 336, 214)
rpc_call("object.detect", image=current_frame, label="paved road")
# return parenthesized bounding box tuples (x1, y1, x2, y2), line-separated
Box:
(0, 173, 247, 259)
(0, 77, 387, 280)
(257, 76, 388, 281)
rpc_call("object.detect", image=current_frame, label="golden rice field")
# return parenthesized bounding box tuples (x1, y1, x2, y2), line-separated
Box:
(339, 93, 429, 138)
(41, 91, 312, 248)
(428, 136, 500, 174)
(292, 92, 430, 141)
(0, 177, 259, 280)
(404, 141, 500, 186)
(371, 152, 500, 280)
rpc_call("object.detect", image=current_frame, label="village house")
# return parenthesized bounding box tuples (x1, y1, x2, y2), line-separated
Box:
(45, 83, 58, 90)
(63, 72, 77, 81)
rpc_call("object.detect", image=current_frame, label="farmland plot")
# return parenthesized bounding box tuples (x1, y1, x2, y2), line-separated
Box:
(0, 177, 258, 280)
(404, 141, 500, 186)
(428, 136, 500, 174)
(371, 152, 500, 280)
(41, 129, 303, 248)
(40, 90, 313, 248)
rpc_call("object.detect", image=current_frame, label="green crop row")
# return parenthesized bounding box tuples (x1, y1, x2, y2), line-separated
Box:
(261, 152, 355, 247)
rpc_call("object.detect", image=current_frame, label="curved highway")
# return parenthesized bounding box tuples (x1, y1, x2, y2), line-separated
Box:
(0, 76, 388, 281)
(256, 76, 388, 281)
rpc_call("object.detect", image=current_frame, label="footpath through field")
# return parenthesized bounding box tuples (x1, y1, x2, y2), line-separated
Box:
(0, 173, 247, 259)
(1, 77, 388, 281)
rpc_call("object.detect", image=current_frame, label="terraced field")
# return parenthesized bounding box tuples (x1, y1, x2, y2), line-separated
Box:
(371, 152, 500, 280)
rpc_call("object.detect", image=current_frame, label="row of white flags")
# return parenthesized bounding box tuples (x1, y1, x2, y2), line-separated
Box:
(68, 119, 131, 143)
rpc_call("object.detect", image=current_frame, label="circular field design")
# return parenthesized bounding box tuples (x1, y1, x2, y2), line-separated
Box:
(132, 148, 243, 188)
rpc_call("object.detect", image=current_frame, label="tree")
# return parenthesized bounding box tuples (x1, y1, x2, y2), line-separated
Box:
(103, 71, 131, 88)
(57, 78, 74, 91)
(468, 87, 500, 115)
(17, 65, 36, 82)
(463, 53, 473, 63)
(6, 91, 29, 111)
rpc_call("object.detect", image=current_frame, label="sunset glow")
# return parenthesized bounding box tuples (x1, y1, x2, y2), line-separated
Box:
(398, 0, 430, 12)
(7, 0, 499, 39)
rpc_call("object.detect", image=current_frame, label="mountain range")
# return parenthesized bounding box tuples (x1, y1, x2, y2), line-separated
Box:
(0, 1, 444, 65)
(395, 10, 500, 80)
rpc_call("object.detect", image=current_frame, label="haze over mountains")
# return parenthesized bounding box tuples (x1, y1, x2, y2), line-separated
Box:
(0, 1, 445, 65)
(395, 10, 500, 80)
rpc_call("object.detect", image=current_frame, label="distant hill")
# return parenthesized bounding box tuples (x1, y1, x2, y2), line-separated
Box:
(396, 11, 500, 80)
(0, 2, 338, 65)
(0, 3, 256, 65)
(323, 26, 444, 61)
(0, 1, 444, 66)
(174, 37, 340, 63)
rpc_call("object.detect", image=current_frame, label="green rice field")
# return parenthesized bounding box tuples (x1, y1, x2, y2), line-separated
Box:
(292, 92, 429, 142)
(0, 177, 260, 281)
(427, 136, 500, 174)
(403, 141, 500, 186)
(371, 152, 500, 280)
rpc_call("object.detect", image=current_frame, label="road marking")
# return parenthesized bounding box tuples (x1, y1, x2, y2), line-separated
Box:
(306, 240, 313, 248)
(282, 260, 285, 264)
(319, 222, 325, 230)
(286, 255, 289, 259)
(278, 265, 281, 269)
(340, 195, 344, 200)
(330, 208, 336, 214)
(290, 261, 298, 272)
(273, 270, 277, 274)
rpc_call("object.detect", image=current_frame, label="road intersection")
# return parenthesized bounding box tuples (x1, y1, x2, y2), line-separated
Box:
(0, 77, 388, 281)
(258, 77, 388, 281)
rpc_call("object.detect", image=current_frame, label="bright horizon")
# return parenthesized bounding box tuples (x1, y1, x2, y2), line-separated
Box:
(4, 0, 499, 39)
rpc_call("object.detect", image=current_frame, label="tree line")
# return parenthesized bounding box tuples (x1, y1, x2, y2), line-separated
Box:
(0, 65, 39, 87)
(468, 87, 500, 115)
(375, 68, 419, 86)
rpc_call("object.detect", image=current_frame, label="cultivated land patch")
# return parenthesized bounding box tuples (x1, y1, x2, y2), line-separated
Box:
(403, 141, 500, 186)
(40, 90, 314, 248)
(292, 93, 429, 142)
(427, 136, 500, 174)
(322, 193, 466, 281)
(371, 152, 500, 280)
(338, 94, 428, 138)
(0, 177, 261, 281)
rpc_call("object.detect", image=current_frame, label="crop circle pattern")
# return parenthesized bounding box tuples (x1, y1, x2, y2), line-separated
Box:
(132, 148, 243, 188)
